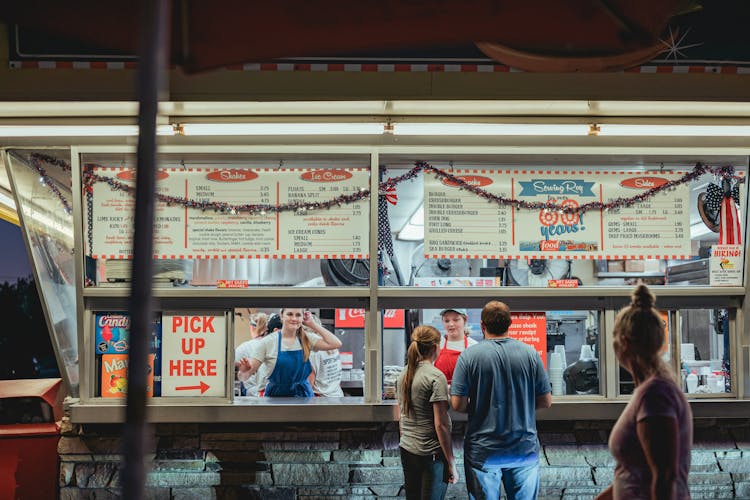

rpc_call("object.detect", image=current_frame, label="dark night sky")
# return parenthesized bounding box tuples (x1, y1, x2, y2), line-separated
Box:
(0, 219, 32, 283)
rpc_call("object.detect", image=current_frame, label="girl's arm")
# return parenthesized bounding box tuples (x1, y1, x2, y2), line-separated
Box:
(304, 312, 342, 350)
(237, 357, 262, 381)
(433, 400, 458, 484)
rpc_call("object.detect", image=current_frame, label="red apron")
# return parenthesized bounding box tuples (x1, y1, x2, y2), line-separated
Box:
(434, 335, 468, 384)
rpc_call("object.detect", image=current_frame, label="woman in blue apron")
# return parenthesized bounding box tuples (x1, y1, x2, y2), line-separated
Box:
(237, 308, 342, 397)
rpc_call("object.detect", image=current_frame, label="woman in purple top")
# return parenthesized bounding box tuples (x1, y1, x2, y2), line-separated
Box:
(596, 285, 693, 500)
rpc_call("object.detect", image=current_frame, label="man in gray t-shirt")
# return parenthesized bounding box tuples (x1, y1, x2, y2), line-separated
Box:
(451, 301, 552, 500)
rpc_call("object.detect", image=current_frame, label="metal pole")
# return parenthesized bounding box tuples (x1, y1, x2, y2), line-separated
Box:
(122, 1, 170, 498)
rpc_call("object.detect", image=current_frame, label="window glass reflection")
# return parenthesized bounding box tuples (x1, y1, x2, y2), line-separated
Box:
(383, 308, 601, 399)
(6, 150, 78, 397)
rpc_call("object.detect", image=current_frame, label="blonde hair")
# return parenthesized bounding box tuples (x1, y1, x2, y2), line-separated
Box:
(280, 308, 312, 362)
(614, 284, 672, 382)
(400, 325, 441, 416)
(253, 313, 269, 338)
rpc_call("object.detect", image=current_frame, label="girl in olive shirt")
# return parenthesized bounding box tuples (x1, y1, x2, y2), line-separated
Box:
(397, 325, 458, 499)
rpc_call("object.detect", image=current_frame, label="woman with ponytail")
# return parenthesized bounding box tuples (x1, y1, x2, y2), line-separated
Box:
(397, 325, 457, 499)
(596, 285, 693, 500)
(238, 308, 341, 397)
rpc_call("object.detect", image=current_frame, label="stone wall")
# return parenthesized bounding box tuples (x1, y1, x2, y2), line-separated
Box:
(58, 417, 750, 499)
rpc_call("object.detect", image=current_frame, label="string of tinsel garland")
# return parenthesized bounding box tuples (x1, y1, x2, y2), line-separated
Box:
(29, 153, 73, 215)
(32, 153, 744, 217)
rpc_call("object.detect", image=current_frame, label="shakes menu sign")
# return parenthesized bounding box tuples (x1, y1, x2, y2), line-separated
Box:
(88, 167, 369, 259)
(425, 168, 692, 260)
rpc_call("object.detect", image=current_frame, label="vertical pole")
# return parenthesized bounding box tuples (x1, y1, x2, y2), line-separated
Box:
(122, 1, 170, 498)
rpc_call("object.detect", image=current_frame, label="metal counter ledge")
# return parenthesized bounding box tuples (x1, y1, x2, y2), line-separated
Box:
(68, 398, 750, 423)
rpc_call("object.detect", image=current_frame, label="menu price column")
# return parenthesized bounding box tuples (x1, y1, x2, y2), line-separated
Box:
(424, 171, 512, 258)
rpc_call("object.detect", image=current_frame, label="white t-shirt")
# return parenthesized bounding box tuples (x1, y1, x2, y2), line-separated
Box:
(309, 349, 344, 397)
(444, 336, 478, 352)
(235, 338, 268, 397)
(250, 330, 322, 382)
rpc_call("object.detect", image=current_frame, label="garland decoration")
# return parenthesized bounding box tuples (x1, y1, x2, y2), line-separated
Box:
(28, 153, 73, 215)
(82, 164, 370, 216)
(31, 154, 745, 219)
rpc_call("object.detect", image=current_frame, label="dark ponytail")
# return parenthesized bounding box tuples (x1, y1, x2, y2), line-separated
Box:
(400, 325, 441, 416)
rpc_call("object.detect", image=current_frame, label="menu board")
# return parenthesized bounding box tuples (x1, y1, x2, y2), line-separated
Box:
(424, 171, 512, 257)
(88, 166, 369, 259)
(425, 169, 693, 260)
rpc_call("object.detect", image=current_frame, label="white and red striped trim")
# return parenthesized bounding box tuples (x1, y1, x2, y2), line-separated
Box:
(427, 254, 688, 260)
(91, 253, 368, 260)
(11, 60, 750, 74)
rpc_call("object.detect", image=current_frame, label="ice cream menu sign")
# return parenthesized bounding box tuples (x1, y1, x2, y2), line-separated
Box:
(88, 166, 369, 259)
(425, 169, 692, 259)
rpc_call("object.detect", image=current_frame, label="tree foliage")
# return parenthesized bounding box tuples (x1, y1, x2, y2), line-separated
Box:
(0, 277, 59, 379)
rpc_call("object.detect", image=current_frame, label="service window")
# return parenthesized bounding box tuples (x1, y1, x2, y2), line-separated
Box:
(378, 155, 747, 289)
(383, 308, 603, 399)
(80, 153, 371, 289)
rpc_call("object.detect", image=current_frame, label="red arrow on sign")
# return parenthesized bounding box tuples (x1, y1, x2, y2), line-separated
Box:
(175, 381, 210, 394)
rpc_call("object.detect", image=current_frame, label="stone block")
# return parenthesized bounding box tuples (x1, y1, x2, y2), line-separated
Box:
(219, 471, 274, 486)
(332, 450, 382, 464)
(205, 451, 264, 463)
(172, 488, 217, 500)
(145, 471, 221, 488)
(691, 450, 719, 465)
(370, 484, 402, 496)
(691, 462, 720, 473)
(562, 487, 602, 499)
(300, 487, 351, 496)
(382, 457, 401, 467)
(689, 484, 735, 499)
(538, 432, 578, 445)
(350, 466, 404, 484)
(540, 466, 594, 487)
(262, 441, 340, 451)
(734, 481, 750, 499)
(60, 461, 75, 486)
(74, 463, 118, 488)
(340, 430, 386, 449)
(687, 472, 733, 485)
(59, 436, 92, 455)
(544, 445, 589, 466)
(446, 483, 469, 499)
(579, 445, 614, 467)
(273, 463, 350, 486)
(592, 467, 614, 486)
(241, 486, 296, 499)
(264, 450, 331, 463)
(152, 459, 205, 471)
(719, 458, 750, 473)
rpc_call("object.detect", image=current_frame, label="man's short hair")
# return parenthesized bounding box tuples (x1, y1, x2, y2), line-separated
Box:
(481, 300, 512, 334)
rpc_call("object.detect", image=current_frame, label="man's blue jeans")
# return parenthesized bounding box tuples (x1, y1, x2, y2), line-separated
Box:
(464, 460, 539, 500)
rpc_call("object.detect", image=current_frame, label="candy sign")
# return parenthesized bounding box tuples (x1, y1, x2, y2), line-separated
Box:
(161, 313, 226, 396)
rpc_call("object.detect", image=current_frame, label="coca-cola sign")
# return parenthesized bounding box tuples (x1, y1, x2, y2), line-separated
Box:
(206, 169, 258, 182)
(619, 176, 668, 190)
(300, 170, 353, 182)
(335, 309, 405, 328)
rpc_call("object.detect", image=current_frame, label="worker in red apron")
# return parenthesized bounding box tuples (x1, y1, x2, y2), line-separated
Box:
(434, 308, 477, 384)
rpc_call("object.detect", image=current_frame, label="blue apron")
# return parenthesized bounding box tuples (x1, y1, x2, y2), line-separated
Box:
(264, 332, 314, 397)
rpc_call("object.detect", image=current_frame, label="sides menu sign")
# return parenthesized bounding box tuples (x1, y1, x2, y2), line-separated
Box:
(425, 169, 692, 260)
(88, 167, 369, 259)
